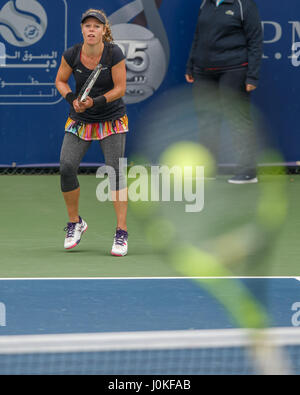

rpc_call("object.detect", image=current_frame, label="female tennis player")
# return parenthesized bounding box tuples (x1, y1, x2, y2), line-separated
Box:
(186, 0, 263, 184)
(55, 9, 128, 256)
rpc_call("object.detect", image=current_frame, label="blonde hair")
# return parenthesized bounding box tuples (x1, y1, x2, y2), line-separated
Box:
(82, 9, 114, 43)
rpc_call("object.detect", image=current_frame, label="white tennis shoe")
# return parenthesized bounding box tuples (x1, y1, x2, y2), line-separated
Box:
(64, 217, 88, 250)
(228, 175, 258, 184)
(111, 229, 128, 257)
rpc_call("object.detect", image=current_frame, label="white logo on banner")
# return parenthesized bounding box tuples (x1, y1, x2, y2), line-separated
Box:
(112, 24, 167, 104)
(0, 0, 47, 47)
(0, 0, 67, 106)
(262, 21, 300, 66)
(109, 0, 170, 104)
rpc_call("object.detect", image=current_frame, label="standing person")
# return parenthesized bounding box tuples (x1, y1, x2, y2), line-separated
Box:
(55, 9, 129, 256)
(185, 0, 263, 184)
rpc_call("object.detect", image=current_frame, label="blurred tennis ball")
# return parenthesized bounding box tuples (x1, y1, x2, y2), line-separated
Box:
(160, 141, 216, 179)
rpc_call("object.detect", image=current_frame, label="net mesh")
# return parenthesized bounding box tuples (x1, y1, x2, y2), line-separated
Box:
(0, 328, 299, 375)
(0, 165, 103, 175)
(0, 164, 298, 175)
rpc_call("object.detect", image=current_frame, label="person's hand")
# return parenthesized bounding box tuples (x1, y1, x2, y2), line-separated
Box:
(185, 74, 194, 83)
(73, 99, 84, 113)
(73, 97, 93, 113)
(246, 84, 256, 92)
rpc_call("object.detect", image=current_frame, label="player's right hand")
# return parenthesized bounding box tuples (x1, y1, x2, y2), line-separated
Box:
(73, 99, 90, 113)
(185, 74, 194, 83)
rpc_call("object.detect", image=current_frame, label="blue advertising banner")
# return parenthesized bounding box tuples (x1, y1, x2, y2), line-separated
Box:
(0, 0, 66, 106)
(0, 0, 299, 166)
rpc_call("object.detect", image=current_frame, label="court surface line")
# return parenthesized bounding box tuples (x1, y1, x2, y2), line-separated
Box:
(0, 277, 299, 281)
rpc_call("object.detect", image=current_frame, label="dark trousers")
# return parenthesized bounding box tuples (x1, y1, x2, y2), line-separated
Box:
(60, 132, 127, 193)
(193, 68, 257, 176)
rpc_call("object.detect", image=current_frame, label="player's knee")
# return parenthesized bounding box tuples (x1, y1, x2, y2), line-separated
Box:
(60, 161, 79, 192)
(60, 160, 77, 178)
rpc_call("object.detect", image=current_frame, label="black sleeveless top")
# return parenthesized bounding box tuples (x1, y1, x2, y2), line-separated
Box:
(63, 42, 126, 123)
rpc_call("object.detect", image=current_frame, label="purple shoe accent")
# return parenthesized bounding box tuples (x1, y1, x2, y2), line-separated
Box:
(64, 222, 76, 238)
(114, 229, 128, 246)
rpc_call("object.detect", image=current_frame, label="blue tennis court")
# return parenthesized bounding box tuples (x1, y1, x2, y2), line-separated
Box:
(0, 277, 300, 375)
(0, 277, 299, 335)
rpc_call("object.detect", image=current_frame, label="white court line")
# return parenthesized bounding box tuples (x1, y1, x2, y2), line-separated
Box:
(0, 277, 299, 281)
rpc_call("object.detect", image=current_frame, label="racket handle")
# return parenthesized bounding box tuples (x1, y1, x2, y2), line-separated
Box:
(80, 91, 89, 102)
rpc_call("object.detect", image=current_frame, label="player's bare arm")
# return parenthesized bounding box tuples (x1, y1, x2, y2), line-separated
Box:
(103, 59, 126, 103)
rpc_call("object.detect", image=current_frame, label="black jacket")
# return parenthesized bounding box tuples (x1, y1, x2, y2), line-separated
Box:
(186, 0, 263, 86)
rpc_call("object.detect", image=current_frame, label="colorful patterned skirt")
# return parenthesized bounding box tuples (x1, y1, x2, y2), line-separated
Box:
(65, 115, 129, 141)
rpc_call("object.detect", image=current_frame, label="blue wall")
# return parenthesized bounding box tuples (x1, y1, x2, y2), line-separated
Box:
(0, 0, 299, 166)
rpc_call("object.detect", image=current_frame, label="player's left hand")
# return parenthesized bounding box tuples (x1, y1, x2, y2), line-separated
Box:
(73, 97, 93, 113)
(81, 96, 94, 109)
(246, 84, 257, 92)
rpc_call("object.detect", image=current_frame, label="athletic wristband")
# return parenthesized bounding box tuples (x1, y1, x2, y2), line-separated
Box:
(93, 95, 107, 107)
(65, 92, 77, 105)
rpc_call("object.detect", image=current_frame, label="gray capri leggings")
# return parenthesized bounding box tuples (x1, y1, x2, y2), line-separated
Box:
(60, 132, 127, 193)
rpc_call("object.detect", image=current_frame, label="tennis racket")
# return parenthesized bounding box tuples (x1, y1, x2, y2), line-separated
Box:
(78, 63, 103, 102)
(128, 83, 290, 374)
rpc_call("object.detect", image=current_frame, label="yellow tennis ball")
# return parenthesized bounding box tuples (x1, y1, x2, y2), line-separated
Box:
(160, 141, 216, 178)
